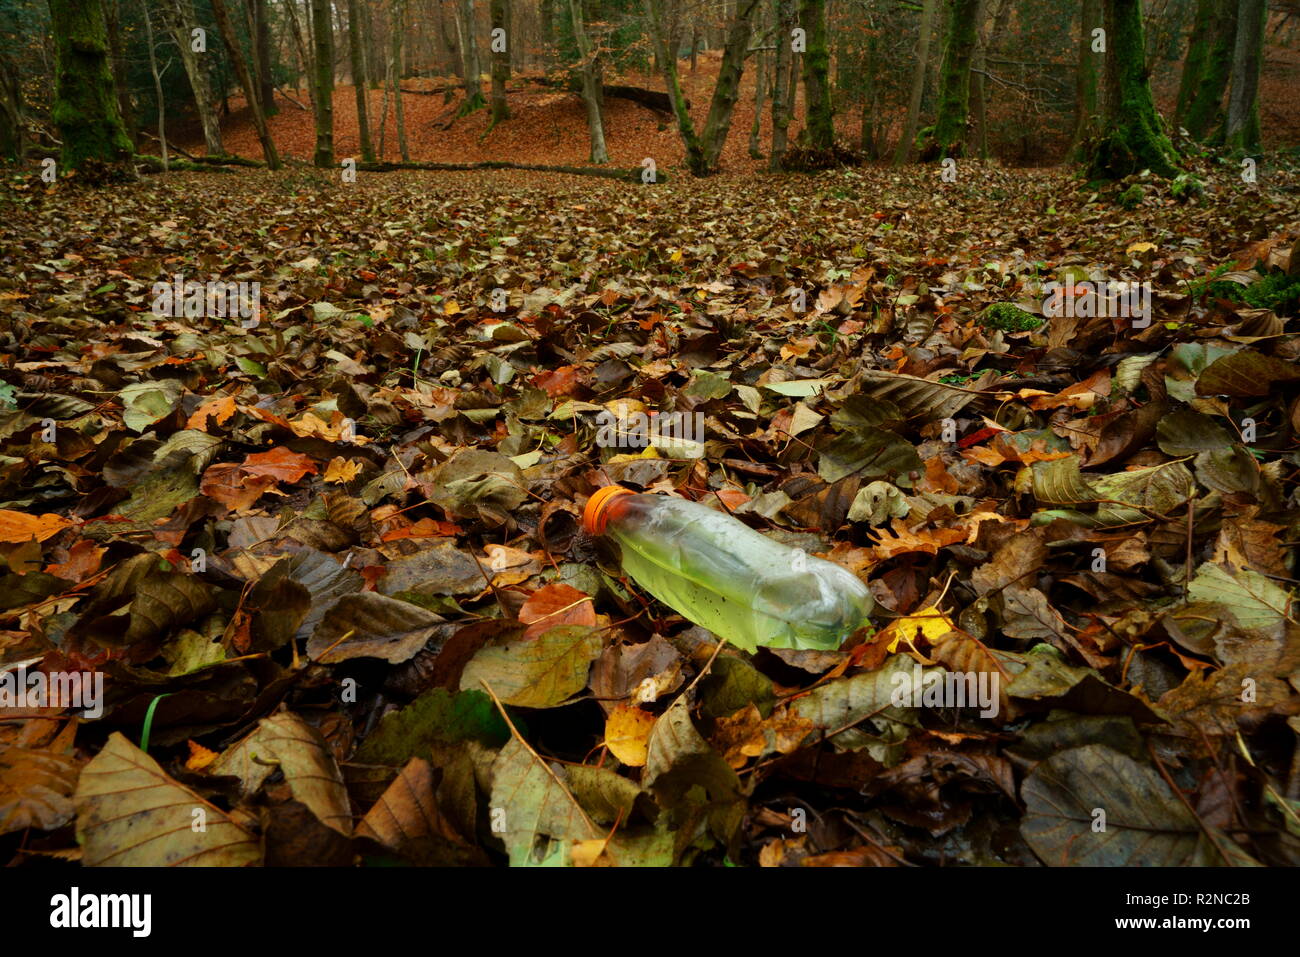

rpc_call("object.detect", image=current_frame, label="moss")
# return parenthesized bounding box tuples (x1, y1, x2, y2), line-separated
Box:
(1209, 271, 1300, 313)
(798, 0, 834, 150)
(1169, 172, 1204, 201)
(1117, 183, 1145, 208)
(48, 0, 133, 173)
(980, 303, 1044, 332)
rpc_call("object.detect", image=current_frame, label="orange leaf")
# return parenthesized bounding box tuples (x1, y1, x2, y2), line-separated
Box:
(241, 446, 319, 484)
(186, 395, 237, 432)
(518, 583, 596, 639)
(0, 510, 74, 544)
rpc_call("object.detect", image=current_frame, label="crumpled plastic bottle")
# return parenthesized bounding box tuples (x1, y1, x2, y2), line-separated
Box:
(583, 485, 874, 652)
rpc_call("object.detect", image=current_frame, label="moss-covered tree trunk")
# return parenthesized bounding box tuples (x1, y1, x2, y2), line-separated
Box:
(1224, 0, 1265, 152)
(490, 0, 510, 124)
(798, 0, 833, 149)
(646, 0, 758, 175)
(567, 0, 607, 163)
(893, 0, 937, 165)
(311, 0, 334, 167)
(47, 0, 134, 173)
(211, 0, 280, 168)
(1087, 0, 1180, 179)
(1174, 0, 1214, 125)
(769, 0, 794, 170)
(347, 0, 375, 160)
(164, 0, 223, 155)
(1190, 0, 1237, 140)
(923, 0, 980, 159)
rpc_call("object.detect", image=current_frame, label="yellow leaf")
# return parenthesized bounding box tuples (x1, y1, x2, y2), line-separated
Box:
(604, 705, 655, 767)
(1126, 241, 1157, 255)
(186, 740, 219, 771)
(443, 299, 460, 315)
(323, 457, 362, 483)
(880, 605, 954, 655)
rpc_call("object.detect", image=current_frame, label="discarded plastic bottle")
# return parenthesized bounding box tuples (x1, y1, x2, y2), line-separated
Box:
(583, 485, 874, 653)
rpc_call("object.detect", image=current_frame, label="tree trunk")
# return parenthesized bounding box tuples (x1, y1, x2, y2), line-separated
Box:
(165, 0, 224, 155)
(47, 0, 134, 173)
(141, 0, 167, 170)
(1088, 0, 1180, 179)
(104, 0, 136, 144)
(250, 0, 278, 116)
(1070, 0, 1103, 156)
(858, 28, 877, 158)
(311, 0, 335, 166)
(457, 0, 485, 114)
(1175, 0, 1215, 125)
(769, 0, 794, 169)
(0, 53, 25, 162)
(567, 0, 608, 162)
(893, 0, 938, 165)
(390, 0, 410, 161)
(211, 0, 281, 168)
(1224, 0, 1265, 151)
(490, 0, 510, 124)
(285, 0, 316, 113)
(749, 44, 767, 159)
(1184, 0, 1237, 140)
(799, 0, 833, 149)
(348, 0, 375, 160)
(925, 0, 980, 158)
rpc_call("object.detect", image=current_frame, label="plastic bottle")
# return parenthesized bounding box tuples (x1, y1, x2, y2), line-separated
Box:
(583, 486, 874, 653)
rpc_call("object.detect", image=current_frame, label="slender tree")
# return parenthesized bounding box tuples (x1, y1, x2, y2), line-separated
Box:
(894, 0, 938, 165)
(567, 0, 608, 162)
(311, 0, 335, 166)
(348, 0, 375, 160)
(252, 0, 278, 116)
(1224, 0, 1266, 151)
(457, 0, 485, 114)
(47, 0, 134, 173)
(210, 0, 280, 167)
(490, 0, 510, 124)
(141, 0, 168, 169)
(769, 0, 794, 169)
(389, 0, 410, 161)
(164, 0, 224, 155)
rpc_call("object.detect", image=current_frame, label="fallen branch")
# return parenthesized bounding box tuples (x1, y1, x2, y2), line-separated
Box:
(357, 159, 664, 182)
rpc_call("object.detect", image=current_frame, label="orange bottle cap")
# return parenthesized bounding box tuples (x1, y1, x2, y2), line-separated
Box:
(583, 485, 635, 536)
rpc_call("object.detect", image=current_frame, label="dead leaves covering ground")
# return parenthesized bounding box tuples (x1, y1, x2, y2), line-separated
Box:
(2, 158, 1300, 866)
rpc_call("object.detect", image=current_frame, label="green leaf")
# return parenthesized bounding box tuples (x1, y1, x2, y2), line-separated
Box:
(460, 625, 603, 708)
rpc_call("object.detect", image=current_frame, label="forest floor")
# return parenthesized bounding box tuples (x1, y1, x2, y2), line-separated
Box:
(2, 152, 1299, 866)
